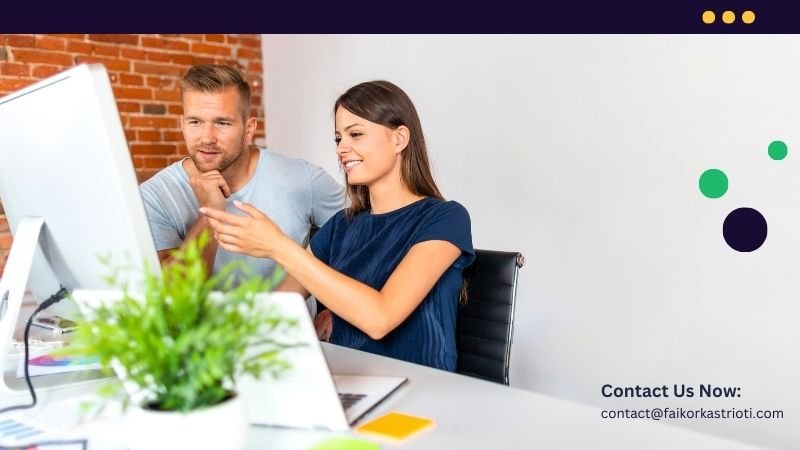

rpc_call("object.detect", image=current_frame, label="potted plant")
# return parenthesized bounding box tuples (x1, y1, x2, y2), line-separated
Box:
(64, 232, 299, 450)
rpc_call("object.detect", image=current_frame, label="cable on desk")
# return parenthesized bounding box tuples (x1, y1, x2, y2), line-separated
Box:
(0, 287, 68, 415)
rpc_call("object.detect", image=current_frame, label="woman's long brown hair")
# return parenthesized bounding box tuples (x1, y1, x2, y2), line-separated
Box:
(334, 80, 443, 218)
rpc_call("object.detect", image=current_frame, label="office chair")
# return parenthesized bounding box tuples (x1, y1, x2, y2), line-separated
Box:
(456, 249, 525, 385)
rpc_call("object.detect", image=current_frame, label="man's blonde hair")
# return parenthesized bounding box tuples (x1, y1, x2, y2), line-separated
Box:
(179, 64, 251, 120)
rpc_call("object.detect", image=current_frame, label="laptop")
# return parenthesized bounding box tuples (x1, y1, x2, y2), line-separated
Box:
(238, 292, 408, 431)
(70, 290, 407, 432)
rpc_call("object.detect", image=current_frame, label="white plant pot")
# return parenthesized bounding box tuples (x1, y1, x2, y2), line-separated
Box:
(127, 393, 248, 450)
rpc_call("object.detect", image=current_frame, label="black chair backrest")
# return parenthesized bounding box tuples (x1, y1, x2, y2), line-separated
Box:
(456, 249, 524, 385)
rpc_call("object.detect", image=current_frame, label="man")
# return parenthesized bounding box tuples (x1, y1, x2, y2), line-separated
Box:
(140, 64, 345, 278)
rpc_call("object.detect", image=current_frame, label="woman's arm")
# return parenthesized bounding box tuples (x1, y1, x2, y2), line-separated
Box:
(200, 201, 461, 339)
(272, 248, 312, 299)
(276, 238, 460, 339)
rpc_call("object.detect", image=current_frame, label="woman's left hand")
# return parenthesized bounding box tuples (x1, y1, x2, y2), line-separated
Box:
(199, 200, 286, 258)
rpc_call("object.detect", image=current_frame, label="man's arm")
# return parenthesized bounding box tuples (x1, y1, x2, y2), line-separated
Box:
(153, 167, 231, 275)
(156, 215, 220, 274)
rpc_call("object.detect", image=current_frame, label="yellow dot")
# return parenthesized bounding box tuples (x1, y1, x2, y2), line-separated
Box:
(702, 10, 715, 24)
(742, 10, 756, 24)
(722, 10, 735, 24)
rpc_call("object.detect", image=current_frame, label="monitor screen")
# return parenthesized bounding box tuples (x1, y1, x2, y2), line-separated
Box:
(0, 63, 160, 318)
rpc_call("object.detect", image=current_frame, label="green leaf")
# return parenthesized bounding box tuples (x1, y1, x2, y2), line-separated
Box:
(63, 231, 301, 412)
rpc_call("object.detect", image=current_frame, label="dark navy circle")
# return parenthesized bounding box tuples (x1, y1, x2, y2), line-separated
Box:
(722, 208, 767, 252)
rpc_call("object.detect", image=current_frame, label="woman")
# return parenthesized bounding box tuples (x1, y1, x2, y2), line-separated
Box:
(201, 80, 473, 371)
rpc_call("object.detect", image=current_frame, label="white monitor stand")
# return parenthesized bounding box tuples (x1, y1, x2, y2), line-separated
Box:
(0, 218, 108, 401)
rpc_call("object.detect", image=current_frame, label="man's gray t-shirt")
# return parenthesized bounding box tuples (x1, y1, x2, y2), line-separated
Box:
(140, 148, 345, 277)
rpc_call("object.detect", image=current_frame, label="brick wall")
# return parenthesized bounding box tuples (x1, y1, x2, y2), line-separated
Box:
(0, 34, 265, 275)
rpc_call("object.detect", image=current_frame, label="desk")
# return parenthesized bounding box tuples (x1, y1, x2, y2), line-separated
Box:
(2, 344, 763, 450)
(245, 344, 761, 450)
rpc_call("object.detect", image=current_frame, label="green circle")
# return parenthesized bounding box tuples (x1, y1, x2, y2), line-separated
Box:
(768, 141, 788, 160)
(699, 169, 728, 199)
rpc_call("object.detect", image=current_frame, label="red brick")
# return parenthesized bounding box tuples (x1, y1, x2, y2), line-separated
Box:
(66, 40, 93, 54)
(191, 43, 231, 56)
(121, 48, 146, 60)
(0, 62, 30, 76)
(239, 36, 260, 48)
(12, 49, 72, 66)
(0, 79, 34, 92)
(32, 65, 62, 78)
(141, 37, 190, 52)
(169, 54, 193, 65)
(130, 144, 177, 156)
(6, 35, 36, 48)
(35, 36, 66, 51)
(143, 103, 166, 115)
(226, 35, 239, 45)
(163, 130, 184, 141)
(51, 34, 85, 39)
(142, 156, 169, 168)
(137, 130, 161, 141)
(168, 104, 183, 114)
(129, 116, 178, 128)
(124, 128, 136, 141)
(88, 34, 139, 46)
(167, 155, 185, 164)
(182, 34, 203, 41)
(0, 232, 12, 249)
(116, 101, 141, 113)
(74, 56, 130, 72)
(154, 89, 181, 102)
(120, 73, 144, 86)
(113, 86, 152, 100)
(236, 47, 260, 59)
(93, 44, 120, 57)
(134, 62, 182, 76)
(146, 76, 173, 88)
(193, 56, 215, 65)
(145, 51, 171, 63)
(204, 34, 225, 43)
(247, 62, 263, 72)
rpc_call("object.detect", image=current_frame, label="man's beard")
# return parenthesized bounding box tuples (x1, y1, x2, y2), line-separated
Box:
(191, 137, 247, 173)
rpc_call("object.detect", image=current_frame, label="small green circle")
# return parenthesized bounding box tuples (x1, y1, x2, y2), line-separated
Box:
(699, 169, 728, 199)
(768, 141, 788, 160)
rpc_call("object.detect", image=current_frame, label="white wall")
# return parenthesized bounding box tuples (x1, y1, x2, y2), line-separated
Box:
(262, 35, 800, 449)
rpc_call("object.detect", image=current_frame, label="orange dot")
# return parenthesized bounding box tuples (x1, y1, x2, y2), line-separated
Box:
(742, 11, 756, 24)
(702, 10, 715, 24)
(722, 10, 735, 24)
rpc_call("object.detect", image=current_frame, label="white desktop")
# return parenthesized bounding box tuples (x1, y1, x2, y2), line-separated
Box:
(0, 64, 160, 398)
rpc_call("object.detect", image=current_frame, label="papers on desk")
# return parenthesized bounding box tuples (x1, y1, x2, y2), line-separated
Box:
(0, 416, 54, 444)
(16, 348, 101, 378)
(0, 395, 128, 450)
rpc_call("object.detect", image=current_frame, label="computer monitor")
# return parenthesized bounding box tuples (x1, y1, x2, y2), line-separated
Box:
(0, 64, 160, 393)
